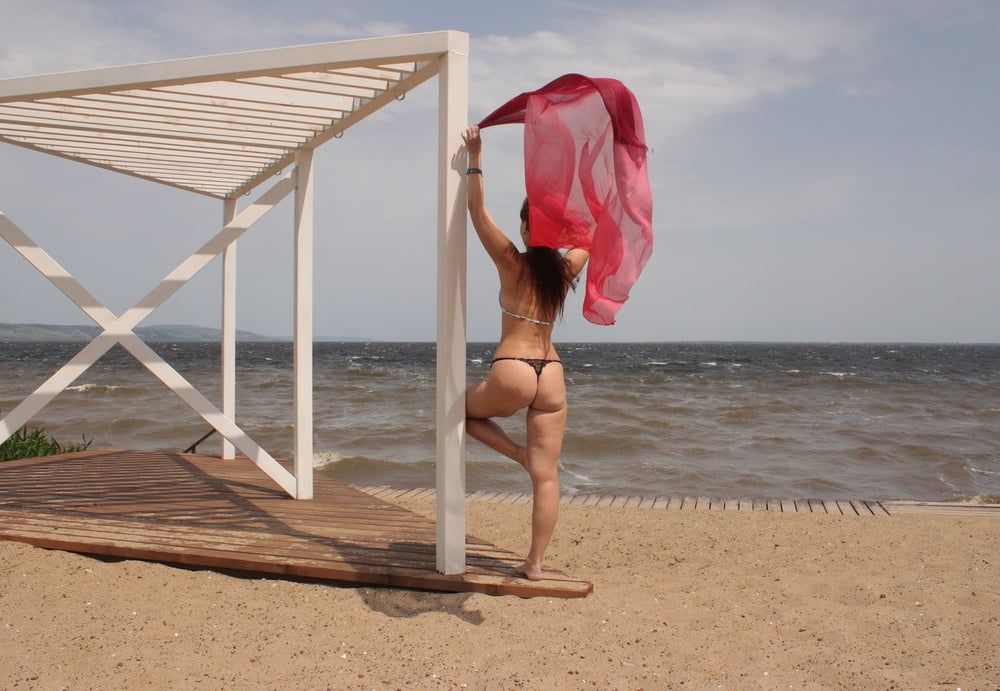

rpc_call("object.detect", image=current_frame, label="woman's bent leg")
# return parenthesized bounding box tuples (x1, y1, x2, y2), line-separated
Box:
(466, 417, 525, 467)
(465, 374, 536, 469)
(521, 403, 567, 580)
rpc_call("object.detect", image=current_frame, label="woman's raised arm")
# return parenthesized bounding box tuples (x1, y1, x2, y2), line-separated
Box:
(565, 248, 590, 278)
(462, 126, 518, 269)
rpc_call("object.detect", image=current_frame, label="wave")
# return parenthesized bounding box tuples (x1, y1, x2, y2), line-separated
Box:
(313, 452, 344, 469)
(65, 383, 128, 393)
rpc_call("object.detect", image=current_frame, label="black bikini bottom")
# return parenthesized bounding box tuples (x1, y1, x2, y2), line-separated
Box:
(491, 357, 563, 377)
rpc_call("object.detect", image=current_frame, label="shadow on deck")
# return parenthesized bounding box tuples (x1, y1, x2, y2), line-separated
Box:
(0, 449, 592, 598)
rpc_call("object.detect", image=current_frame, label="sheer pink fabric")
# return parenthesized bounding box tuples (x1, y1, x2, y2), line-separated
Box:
(478, 73, 653, 325)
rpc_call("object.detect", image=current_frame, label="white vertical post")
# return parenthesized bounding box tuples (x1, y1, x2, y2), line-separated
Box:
(435, 46, 469, 575)
(293, 148, 315, 500)
(221, 198, 237, 460)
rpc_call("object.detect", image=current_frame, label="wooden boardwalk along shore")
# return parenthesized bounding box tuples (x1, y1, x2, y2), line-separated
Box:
(0, 450, 592, 598)
(1, 450, 996, 601)
(365, 486, 1000, 518)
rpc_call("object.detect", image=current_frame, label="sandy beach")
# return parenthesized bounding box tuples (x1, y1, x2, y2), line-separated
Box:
(1, 497, 997, 689)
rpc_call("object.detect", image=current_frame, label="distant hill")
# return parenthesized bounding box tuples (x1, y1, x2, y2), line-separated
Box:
(0, 323, 370, 342)
(0, 323, 277, 342)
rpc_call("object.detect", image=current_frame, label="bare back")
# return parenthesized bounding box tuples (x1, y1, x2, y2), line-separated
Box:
(495, 256, 561, 362)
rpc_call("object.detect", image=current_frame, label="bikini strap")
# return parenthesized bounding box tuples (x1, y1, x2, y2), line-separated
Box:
(498, 291, 555, 326)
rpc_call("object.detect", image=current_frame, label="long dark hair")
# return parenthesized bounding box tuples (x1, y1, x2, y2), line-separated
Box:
(520, 197, 577, 322)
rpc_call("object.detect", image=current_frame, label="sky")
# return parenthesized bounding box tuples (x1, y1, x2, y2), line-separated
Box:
(0, 0, 997, 343)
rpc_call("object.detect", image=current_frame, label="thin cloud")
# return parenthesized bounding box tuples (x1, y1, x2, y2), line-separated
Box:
(472, 4, 877, 144)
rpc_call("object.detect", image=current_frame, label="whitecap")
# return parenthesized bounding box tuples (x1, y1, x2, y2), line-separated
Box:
(700, 361, 717, 366)
(313, 452, 344, 469)
(582, 363, 594, 367)
(559, 463, 593, 484)
(820, 371, 847, 377)
(785, 369, 801, 374)
(968, 466, 997, 476)
(470, 358, 483, 364)
(66, 383, 122, 393)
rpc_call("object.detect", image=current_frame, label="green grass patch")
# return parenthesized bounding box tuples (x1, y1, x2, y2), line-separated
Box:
(0, 423, 92, 462)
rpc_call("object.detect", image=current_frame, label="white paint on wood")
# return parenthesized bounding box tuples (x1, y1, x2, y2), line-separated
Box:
(0, 31, 462, 102)
(293, 148, 315, 500)
(0, 176, 295, 494)
(221, 198, 237, 460)
(434, 44, 469, 575)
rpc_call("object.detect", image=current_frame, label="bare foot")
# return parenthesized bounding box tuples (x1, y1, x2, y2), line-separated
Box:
(514, 561, 544, 581)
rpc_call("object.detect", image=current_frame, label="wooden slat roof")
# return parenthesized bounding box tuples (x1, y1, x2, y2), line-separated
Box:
(0, 31, 466, 199)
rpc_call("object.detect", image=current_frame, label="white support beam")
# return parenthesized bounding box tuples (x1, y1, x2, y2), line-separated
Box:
(434, 44, 469, 575)
(0, 175, 296, 494)
(221, 198, 237, 460)
(0, 31, 464, 103)
(228, 59, 441, 199)
(293, 148, 315, 500)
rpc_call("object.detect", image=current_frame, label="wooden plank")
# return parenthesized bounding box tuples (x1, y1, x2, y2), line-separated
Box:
(0, 526, 589, 599)
(624, 496, 642, 509)
(0, 515, 519, 574)
(0, 32, 458, 102)
(651, 496, 670, 510)
(638, 496, 656, 509)
(0, 451, 592, 599)
(850, 500, 874, 516)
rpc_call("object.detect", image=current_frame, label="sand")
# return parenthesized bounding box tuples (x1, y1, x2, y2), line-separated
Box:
(1, 499, 997, 689)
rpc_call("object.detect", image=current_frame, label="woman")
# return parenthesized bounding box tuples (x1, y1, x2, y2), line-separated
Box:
(461, 125, 589, 581)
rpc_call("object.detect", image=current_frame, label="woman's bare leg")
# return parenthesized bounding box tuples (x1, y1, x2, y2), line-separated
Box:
(520, 403, 567, 580)
(465, 417, 526, 467)
(465, 372, 535, 469)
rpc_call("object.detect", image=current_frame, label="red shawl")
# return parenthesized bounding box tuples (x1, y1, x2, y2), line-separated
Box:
(478, 73, 653, 325)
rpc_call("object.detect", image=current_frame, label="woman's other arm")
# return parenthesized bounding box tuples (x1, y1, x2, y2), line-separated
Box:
(462, 126, 518, 269)
(565, 248, 590, 278)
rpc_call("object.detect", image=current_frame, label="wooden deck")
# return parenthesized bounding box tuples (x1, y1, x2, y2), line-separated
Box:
(0, 449, 592, 598)
(360, 487, 1000, 518)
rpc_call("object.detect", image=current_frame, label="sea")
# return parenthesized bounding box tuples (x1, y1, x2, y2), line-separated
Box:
(1, 342, 998, 502)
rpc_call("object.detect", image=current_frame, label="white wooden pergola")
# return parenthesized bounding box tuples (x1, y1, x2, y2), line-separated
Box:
(0, 31, 470, 573)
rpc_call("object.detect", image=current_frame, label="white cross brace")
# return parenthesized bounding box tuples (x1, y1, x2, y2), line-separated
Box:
(0, 175, 298, 496)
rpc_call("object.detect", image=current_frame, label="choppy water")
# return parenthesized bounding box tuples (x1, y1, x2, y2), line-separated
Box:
(2, 341, 998, 501)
